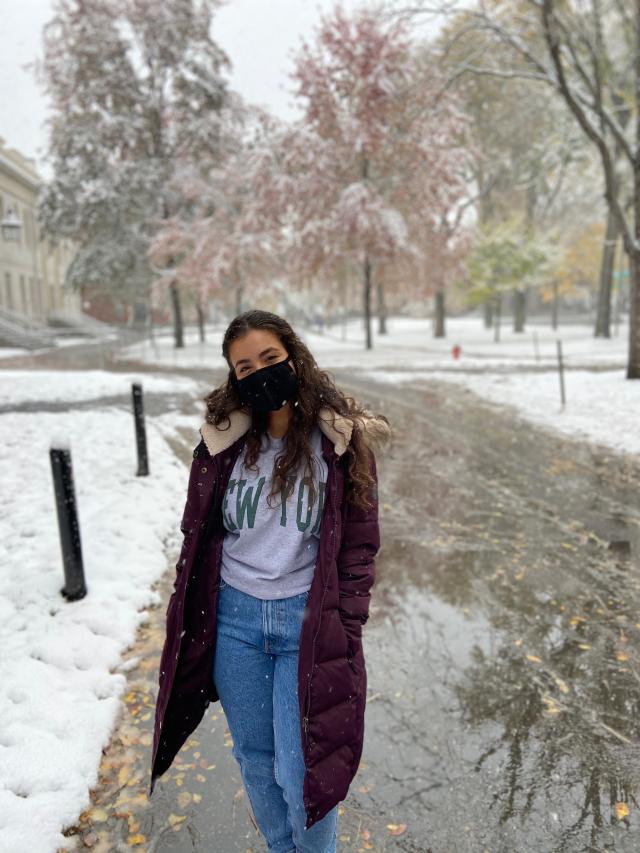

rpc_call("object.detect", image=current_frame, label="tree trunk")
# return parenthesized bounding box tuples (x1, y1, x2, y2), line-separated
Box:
(627, 249, 640, 378)
(376, 276, 387, 335)
(363, 254, 373, 350)
(625, 1, 639, 376)
(595, 208, 620, 337)
(132, 298, 148, 330)
(551, 280, 559, 330)
(236, 286, 243, 316)
(147, 294, 156, 344)
(434, 290, 445, 337)
(484, 300, 493, 328)
(340, 268, 348, 341)
(170, 280, 184, 348)
(513, 288, 527, 333)
(493, 293, 501, 343)
(196, 301, 206, 343)
(361, 154, 373, 349)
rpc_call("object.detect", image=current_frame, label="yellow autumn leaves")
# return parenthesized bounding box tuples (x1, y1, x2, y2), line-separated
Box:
(338, 822, 408, 849)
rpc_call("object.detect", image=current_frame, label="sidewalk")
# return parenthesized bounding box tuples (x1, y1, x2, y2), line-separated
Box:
(57, 544, 263, 853)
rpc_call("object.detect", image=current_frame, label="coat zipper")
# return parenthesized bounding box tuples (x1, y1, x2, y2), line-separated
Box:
(201, 446, 242, 702)
(303, 452, 339, 749)
(153, 444, 232, 773)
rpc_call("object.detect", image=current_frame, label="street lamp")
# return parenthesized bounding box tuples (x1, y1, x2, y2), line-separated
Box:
(1, 206, 22, 242)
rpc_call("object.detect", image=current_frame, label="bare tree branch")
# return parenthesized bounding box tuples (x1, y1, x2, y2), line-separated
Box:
(541, 0, 633, 253)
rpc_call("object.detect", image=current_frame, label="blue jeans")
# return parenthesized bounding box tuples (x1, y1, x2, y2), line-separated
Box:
(213, 579, 338, 853)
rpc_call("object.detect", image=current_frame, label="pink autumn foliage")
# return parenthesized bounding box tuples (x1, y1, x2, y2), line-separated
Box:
(274, 1, 473, 296)
(150, 1, 474, 309)
(149, 106, 285, 307)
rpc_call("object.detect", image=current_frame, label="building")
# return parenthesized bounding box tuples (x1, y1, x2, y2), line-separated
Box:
(0, 135, 81, 322)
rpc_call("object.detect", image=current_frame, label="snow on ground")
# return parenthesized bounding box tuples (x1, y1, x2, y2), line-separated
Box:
(0, 315, 637, 851)
(0, 347, 34, 360)
(0, 388, 197, 852)
(117, 314, 638, 461)
(301, 315, 629, 370)
(0, 335, 119, 360)
(0, 369, 201, 406)
(117, 315, 629, 372)
(368, 367, 640, 459)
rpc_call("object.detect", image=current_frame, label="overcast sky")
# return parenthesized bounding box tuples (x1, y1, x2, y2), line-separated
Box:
(1, 0, 442, 182)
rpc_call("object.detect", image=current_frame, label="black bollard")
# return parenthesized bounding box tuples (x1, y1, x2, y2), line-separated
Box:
(132, 382, 149, 476)
(50, 446, 87, 601)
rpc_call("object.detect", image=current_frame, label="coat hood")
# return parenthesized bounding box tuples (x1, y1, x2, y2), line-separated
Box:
(200, 405, 390, 459)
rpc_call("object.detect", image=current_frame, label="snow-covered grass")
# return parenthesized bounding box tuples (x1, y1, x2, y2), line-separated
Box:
(302, 314, 629, 368)
(368, 366, 640, 459)
(0, 391, 199, 852)
(0, 369, 201, 406)
(118, 314, 629, 372)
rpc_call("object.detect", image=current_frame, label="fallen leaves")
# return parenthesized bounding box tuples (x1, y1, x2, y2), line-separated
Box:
(552, 675, 570, 694)
(86, 808, 108, 823)
(541, 694, 565, 715)
(359, 827, 374, 849)
(614, 802, 629, 820)
(177, 791, 192, 808)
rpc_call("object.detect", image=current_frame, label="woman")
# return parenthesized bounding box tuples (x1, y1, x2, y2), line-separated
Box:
(150, 309, 390, 853)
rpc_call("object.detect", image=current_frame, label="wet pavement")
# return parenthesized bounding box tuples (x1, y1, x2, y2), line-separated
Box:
(4, 339, 639, 852)
(340, 374, 640, 853)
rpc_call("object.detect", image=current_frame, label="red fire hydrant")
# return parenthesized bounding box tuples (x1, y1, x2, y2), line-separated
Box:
(452, 344, 461, 360)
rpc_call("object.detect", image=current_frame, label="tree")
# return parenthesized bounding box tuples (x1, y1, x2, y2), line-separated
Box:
(34, 0, 232, 342)
(148, 98, 272, 337)
(465, 216, 552, 341)
(288, 2, 416, 348)
(277, 2, 470, 348)
(430, 3, 597, 331)
(402, 0, 640, 376)
(545, 221, 606, 327)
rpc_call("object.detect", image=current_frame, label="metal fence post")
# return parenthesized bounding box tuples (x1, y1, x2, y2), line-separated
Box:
(50, 445, 87, 601)
(132, 382, 149, 476)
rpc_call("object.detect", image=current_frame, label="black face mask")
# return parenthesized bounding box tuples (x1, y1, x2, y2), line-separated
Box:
(230, 351, 299, 412)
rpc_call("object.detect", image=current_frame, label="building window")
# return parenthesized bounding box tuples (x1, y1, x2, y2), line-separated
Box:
(1, 205, 21, 243)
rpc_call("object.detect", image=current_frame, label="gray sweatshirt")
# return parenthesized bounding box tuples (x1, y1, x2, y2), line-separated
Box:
(219, 424, 328, 599)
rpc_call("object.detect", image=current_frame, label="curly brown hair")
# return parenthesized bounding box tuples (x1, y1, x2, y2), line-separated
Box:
(202, 309, 390, 511)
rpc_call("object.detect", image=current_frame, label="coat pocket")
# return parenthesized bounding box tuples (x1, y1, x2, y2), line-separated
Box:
(341, 615, 363, 689)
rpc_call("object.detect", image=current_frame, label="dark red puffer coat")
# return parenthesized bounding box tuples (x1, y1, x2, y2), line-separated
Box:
(149, 405, 385, 829)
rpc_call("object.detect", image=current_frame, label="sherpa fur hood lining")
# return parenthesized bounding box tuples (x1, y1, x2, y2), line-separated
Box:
(199, 405, 389, 459)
